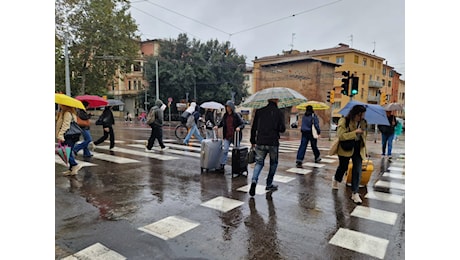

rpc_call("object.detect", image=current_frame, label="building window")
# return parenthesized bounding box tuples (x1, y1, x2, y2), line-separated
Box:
(138, 80, 142, 89)
(362, 73, 365, 84)
(388, 80, 392, 87)
(389, 70, 394, 77)
(369, 75, 373, 81)
(370, 60, 374, 68)
(377, 62, 381, 69)
(354, 55, 359, 64)
(336, 56, 344, 64)
(133, 62, 141, 72)
(382, 67, 386, 76)
(382, 79, 385, 86)
(362, 58, 367, 66)
(128, 81, 131, 90)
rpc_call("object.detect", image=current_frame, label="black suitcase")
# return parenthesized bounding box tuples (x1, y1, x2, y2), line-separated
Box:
(231, 132, 248, 177)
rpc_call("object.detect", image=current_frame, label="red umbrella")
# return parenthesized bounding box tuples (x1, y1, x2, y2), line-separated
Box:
(75, 95, 108, 108)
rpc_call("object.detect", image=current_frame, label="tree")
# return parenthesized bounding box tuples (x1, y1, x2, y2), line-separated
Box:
(55, 0, 139, 95)
(144, 33, 248, 114)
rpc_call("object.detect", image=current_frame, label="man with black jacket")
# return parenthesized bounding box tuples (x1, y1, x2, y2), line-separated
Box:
(248, 98, 286, 196)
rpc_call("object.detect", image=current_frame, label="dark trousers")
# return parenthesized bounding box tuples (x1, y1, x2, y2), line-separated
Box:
(333, 142, 363, 193)
(147, 126, 165, 149)
(94, 126, 115, 148)
(296, 131, 320, 162)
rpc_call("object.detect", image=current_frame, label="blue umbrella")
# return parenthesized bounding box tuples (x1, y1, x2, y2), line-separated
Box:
(338, 100, 390, 125)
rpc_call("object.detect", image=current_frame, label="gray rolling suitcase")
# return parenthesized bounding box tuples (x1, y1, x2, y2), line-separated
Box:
(200, 130, 222, 173)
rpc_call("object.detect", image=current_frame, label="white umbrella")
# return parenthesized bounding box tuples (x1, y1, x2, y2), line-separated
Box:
(200, 101, 224, 110)
(107, 99, 125, 106)
(242, 87, 307, 109)
(383, 102, 404, 111)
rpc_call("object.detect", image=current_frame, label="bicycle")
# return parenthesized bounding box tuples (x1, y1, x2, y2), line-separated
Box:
(175, 118, 206, 140)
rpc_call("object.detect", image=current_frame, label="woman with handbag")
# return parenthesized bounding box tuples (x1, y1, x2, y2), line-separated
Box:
(93, 106, 115, 150)
(332, 104, 368, 204)
(55, 104, 83, 176)
(295, 105, 321, 168)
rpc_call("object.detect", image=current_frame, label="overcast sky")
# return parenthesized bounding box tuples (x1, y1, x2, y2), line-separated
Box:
(129, 0, 405, 78)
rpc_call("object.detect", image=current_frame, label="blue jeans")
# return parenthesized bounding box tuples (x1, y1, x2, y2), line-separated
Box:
(334, 142, 363, 193)
(183, 124, 204, 144)
(219, 138, 240, 165)
(73, 129, 92, 156)
(381, 133, 395, 156)
(296, 131, 320, 163)
(64, 135, 79, 170)
(251, 145, 279, 187)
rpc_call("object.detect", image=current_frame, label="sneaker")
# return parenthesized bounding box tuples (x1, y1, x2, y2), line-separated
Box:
(161, 146, 169, 151)
(296, 161, 302, 168)
(145, 148, 153, 152)
(70, 164, 83, 175)
(62, 170, 72, 176)
(315, 158, 322, 163)
(265, 184, 278, 191)
(249, 183, 257, 196)
(351, 193, 362, 204)
(332, 177, 339, 190)
(89, 142, 96, 152)
(388, 155, 392, 160)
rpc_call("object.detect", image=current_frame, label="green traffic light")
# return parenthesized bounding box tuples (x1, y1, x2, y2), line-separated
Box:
(351, 89, 358, 95)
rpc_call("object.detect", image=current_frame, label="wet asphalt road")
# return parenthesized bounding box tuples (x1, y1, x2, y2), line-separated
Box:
(55, 121, 405, 260)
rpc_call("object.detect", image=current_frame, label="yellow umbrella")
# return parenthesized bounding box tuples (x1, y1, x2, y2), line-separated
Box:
(296, 101, 330, 110)
(55, 93, 85, 110)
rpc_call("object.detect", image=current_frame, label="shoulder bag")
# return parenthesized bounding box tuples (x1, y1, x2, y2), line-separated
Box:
(339, 118, 355, 151)
(311, 115, 319, 139)
(65, 116, 82, 138)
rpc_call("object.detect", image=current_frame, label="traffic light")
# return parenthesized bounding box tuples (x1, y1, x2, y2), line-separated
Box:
(341, 71, 350, 95)
(351, 77, 359, 96)
(380, 91, 386, 105)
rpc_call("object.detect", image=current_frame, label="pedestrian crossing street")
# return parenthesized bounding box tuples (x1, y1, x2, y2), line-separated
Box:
(58, 140, 405, 259)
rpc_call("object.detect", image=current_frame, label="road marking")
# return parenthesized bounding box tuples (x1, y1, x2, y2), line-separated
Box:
(55, 155, 97, 167)
(200, 196, 244, 213)
(350, 205, 398, 225)
(273, 175, 296, 183)
(329, 228, 389, 259)
(96, 145, 179, 161)
(91, 152, 140, 164)
(286, 168, 312, 175)
(61, 242, 126, 260)
(365, 191, 404, 204)
(138, 216, 200, 240)
(237, 184, 267, 195)
(302, 162, 325, 168)
(129, 143, 201, 158)
(387, 166, 404, 172)
(382, 172, 405, 179)
(374, 180, 405, 191)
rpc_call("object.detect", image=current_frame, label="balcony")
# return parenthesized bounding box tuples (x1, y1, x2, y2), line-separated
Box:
(368, 80, 383, 88)
(108, 89, 142, 97)
(367, 95, 379, 102)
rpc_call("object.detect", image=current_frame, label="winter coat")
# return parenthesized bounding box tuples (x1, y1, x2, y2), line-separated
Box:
(337, 117, 367, 159)
(56, 111, 77, 142)
(300, 113, 321, 135)
(216, 100, 245, 141)
(250, 101, 286, 146)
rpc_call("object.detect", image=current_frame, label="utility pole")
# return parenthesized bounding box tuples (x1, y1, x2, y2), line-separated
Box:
(64, 36, 71, 96)
(155, 60, 159, 101)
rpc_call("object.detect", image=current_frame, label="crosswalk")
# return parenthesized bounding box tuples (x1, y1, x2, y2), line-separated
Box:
(57, 139, 404, 259)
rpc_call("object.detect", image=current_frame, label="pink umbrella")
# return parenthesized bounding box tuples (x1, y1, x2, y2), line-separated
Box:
(56, 143, 70, 165)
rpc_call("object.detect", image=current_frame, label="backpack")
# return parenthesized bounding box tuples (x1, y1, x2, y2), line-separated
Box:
(180, 111, 191, 124)
(146, 107, 156, 125)
(186, 114, 195, 128)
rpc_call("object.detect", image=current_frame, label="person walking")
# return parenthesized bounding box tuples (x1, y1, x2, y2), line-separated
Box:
(213, 100, 245, 172)
(394, 118, 403, 142)
(378, 111, 397, 159)
(73, 101, 94, 157)
(93, 106, 115, 150)
(183, 102, 204, 145)
(56, 104, 83, 176)
(332, 104, 368, 204)
(248, 98, 286, 196)
(204, 108, 217, 139)
(295, 105, 321, 167)
(145, 100, 169, 151)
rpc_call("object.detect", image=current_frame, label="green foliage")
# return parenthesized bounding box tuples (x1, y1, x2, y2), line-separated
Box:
(144, 34, 248, 114)
(55, 0, 139, 95)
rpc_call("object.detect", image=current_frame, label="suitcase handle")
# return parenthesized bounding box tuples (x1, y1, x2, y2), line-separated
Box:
(234, 131, 241, 147)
